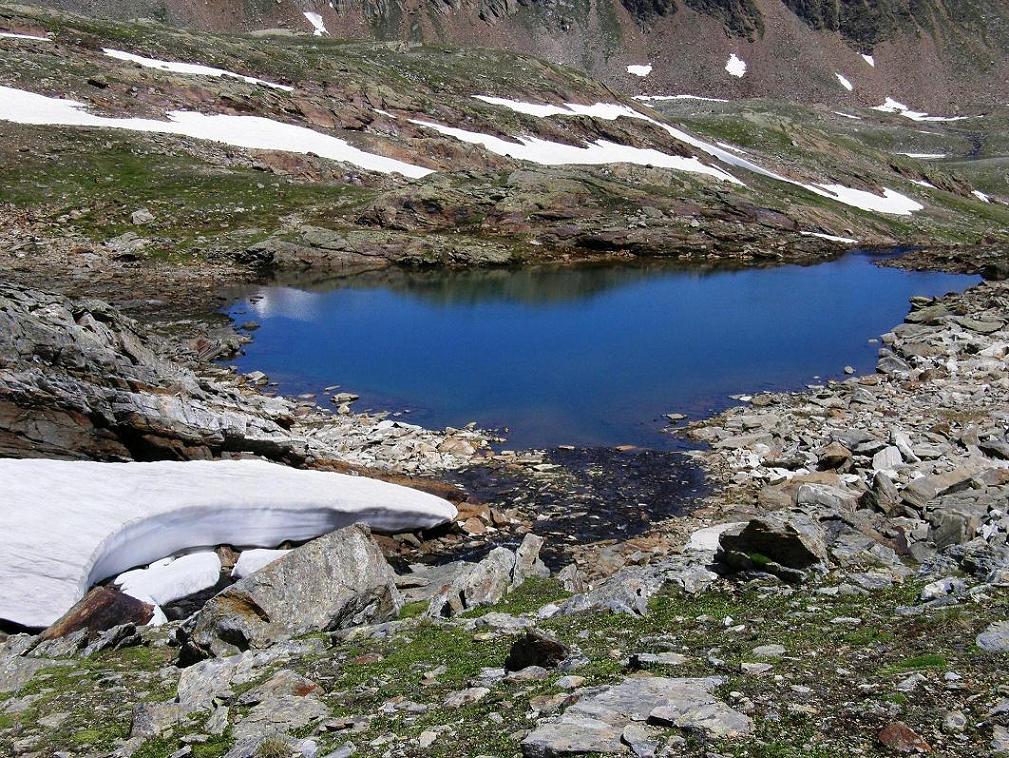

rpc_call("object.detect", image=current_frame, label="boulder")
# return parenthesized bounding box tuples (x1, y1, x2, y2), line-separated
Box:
(512, 533, 550, 587)
(40, 586, 153, 641)
(718, 512, 829, 580)
(426, 547, 515, 617)
(977, 621, 1009, 653)
(182, 525, 401, 659)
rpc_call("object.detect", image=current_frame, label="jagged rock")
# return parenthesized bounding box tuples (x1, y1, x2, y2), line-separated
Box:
(427, 546, 515, 617)
(556, 564, 667, 617)
(0, 656, 68, 694)
(505, 630, 570, 672)
(512, 533, 550, 587)
(131, 701, 187, 739)
(235, 669, 323, 705)
(182, 525, 401, 659)
(877, 720, 931, 753)
(81, 623, 143, 657)
(902, 468, 980, 510)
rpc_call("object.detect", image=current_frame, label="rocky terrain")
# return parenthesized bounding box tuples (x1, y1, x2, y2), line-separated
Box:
(1, 5, 1009, 758)
(22, 0, 1009, 110)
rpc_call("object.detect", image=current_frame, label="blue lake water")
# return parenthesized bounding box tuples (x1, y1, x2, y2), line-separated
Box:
(226, 254, 978, 449)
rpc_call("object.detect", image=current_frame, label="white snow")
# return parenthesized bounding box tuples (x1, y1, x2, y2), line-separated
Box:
(896, 152, 947, 159)
(862, 54, 875, 67)
(232, 548, 290, 579)
(972, 190, 992, 203)
(0, 31, 51, 41)
(911, 179, 935, 188)
(872, 98, 972, 123)
(799, 231, 858, 244)
(835, 73, 853, 91)
(833, 111, 862, 120)
(1, 458, 457, 628)
(465, 95, 926, 217)
(374, 108, 397, 118)
(104, 48, 293, 91)
(0, 85, 431, 178)
(303, 11, 328, 36)
(685, 523, 746, 552)
(634, 94, 730, 103)
(115, 551, 221, 607)
(626, 64, 653, 77)
(725, 53, 747, 78)
(809, 184, 923, 216)
(410, 119, 743, 184)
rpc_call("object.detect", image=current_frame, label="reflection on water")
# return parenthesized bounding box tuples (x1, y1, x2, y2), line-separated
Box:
(226, 255, 979, 449)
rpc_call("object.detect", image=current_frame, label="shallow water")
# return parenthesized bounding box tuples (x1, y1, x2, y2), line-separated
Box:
(226, 254, 978, 449)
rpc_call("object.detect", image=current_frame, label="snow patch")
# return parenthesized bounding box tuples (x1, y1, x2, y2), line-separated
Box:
(467, 95, 925, 217)
(1, 458, 457, 628)
(799, 231, 858, 244)
(896, 152, 947, 159)
(104, 49, 293, 91)
(0, 31, 51, 41)
(115, 551, 221, 607)
(973, 190, 992, 203)
(833, 111, 862, 120)
(232, 548, 290, 579)
(862, 54, 875, 67)
(374, 108, 397, 118)
(725, 53, 746, 78)
(835, 73, 853, 91)
(873, 98, 972, 123)
(627, 64, 652, 77)
(303, 11, 328, 35)
(410, 118, 742, 183)
(911, 179, 935, 188)
(634, 94, 730, 103)
(0, 85, 431, 178)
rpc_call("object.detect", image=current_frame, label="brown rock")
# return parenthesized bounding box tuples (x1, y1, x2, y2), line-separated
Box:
(41, 586, 153, 641)
(504, 629, 570, 672)
(878, 721, 931, 753)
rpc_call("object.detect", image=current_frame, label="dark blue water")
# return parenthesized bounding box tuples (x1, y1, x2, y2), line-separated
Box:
(226, 254, 977, 449)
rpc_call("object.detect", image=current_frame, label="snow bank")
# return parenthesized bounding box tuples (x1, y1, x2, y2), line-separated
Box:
(467, 95, 925, 217)
(799, 231, 858, 244)
(862, 54, 875, 67)
(635, 95, 730, 103)
(303, 11, 328, 36)
(833, 111, 862, 120)
(627, 64, 652, 77)
(725, 54, 746, 78)
(835, 73, 853, 92)
(972, 190, 992, 203)
(104, 48, 293, 91)
(115, 551, 222, 606)
(410, 119, 742, 183)
(897, 152, 946, 159)
(911, 179, 935, 188)
(0, 85, 431, 178)
(1, 458, 457, 628)
(232, 548, 289, 579)
(0, 31, 51, 41)
(873, 98, 972, 123)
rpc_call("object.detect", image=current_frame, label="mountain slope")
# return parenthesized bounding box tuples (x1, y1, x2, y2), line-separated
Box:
(22, 0, 1009, 109)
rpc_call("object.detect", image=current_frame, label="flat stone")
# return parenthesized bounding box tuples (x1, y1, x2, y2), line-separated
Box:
(231, 695, 329, 742)
(977, 621, 1009, 653)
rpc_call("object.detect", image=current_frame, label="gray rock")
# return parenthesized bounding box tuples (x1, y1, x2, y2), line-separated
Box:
(522, 676, 749, 756)
(902, 468, 980, 510)
(630, 652, 688, 668)
(718, 511, 829, 577)
(505, 630, 570, 672)
(131, 701, 186, 739)
(513, 533, 550, 587)
(0, 656, 67, 694)
(427, 546, 515, 617)
(183, 525, 401, 658)
(751, 644, 786, 658)
(231, 695, 330, 742)
(977, 621, 1009, 653)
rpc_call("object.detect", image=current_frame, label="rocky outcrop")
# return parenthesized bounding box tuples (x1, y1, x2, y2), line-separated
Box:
(40, 587, 153, 641)
(181, 525, 402, 659)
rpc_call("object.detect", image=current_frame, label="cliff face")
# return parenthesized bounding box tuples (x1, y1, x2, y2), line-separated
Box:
(22, 0, 1009, 108)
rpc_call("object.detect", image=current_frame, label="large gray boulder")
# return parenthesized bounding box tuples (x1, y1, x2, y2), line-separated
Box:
(182, 525, 401, 659)
(718, 512, 829, 582)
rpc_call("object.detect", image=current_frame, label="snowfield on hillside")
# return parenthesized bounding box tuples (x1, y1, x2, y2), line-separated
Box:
(725, 53, 747, 77)
(469, 95, 926, 216)
(0, 85, 431, 178)
(1, 458, 456, 628)
(104, 48, 293, 91)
